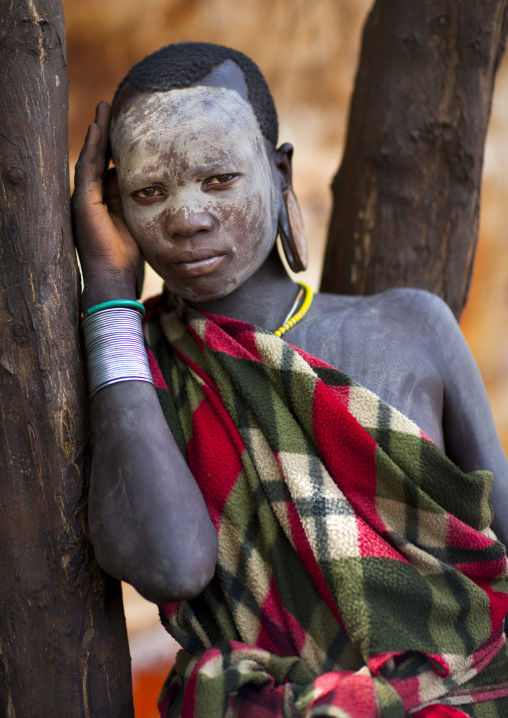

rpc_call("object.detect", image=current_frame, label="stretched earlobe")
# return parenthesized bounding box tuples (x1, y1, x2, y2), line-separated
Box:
(277, 187, 308, 273)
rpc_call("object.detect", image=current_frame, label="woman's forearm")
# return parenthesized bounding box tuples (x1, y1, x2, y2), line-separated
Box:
(88, 380, 218, 604)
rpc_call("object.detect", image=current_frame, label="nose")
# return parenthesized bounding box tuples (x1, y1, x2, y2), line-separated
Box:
(164, 205, 213, 239)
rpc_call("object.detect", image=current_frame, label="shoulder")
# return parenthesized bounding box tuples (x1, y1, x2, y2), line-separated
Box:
(373, 289, 469, 366)
(310, 287, 458, 338)
(374, 287, 455, 320)
(370, 288, 459, 339)
(291, 287, 458, 373)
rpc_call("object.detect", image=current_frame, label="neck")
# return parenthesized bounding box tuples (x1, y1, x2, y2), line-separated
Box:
(187, 248, 298, 332)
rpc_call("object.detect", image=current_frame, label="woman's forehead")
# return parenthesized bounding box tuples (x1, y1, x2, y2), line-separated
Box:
(110, 86, 263, 156)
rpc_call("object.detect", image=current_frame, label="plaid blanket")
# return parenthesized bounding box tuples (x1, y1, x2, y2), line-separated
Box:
(143, 295, 508, 718)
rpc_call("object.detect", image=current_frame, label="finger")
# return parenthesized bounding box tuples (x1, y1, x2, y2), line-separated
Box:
(104, 168, 123, 216)
(74, 123, 103, 192)
(78, 122, 101, 161)
(95, 102, 110, 155)
(94, 102, 111, 176)
(103, 140, 112, 184)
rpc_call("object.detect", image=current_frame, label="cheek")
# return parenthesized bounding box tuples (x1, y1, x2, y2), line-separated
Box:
(123, 202, 165, 247)
(242, 185, 277, 243)
(219, 199, 267, 249)
(228, 174, 277, 239)
(246, 160, 279, 237)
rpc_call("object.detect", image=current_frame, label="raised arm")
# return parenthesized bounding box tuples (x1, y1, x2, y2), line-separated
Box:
(72, 103, 218, 603)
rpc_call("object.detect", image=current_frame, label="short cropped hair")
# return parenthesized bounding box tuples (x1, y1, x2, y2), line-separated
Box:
(114, 42, 279, 146)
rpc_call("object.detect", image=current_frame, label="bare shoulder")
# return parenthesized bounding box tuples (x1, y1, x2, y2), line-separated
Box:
(370, 287, 457, 330)
(360, 288, 470, 368)
(299, 287, 458, 351)
(289, 288, 465, 449)
(290, 286, 458, 368)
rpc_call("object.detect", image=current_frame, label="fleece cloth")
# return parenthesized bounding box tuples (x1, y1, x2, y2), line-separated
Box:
(142, 295, 508, 718)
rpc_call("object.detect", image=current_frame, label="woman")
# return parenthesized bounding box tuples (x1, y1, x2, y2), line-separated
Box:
(73, 41, 508, 717)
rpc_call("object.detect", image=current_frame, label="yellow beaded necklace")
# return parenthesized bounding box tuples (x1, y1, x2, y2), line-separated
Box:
(274, 282, 314, 337)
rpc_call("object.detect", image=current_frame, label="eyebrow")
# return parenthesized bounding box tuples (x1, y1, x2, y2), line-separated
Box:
(191, 164, 232, 175)
(125, 164, 239, 185)
(126, 173, 162, 185)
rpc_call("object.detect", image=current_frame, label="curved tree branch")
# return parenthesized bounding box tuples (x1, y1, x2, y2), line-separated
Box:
(321, 0, 508, 319)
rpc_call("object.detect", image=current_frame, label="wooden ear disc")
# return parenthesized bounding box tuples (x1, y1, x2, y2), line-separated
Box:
(279, 188, 307, 273)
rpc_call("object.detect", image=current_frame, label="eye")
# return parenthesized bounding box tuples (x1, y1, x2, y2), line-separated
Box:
(204, 174, 238, 188)
(131, 187, 165, 200)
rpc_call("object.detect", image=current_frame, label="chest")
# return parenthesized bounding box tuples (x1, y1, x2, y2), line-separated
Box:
(288, 317, 445, 451)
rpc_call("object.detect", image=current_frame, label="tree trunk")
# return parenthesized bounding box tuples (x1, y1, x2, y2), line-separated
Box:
(0, 2, 134, 715)
(321, 0, 508, 319)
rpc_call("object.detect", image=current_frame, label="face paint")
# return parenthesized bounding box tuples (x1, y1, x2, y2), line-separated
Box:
(110, 86, 279, 302)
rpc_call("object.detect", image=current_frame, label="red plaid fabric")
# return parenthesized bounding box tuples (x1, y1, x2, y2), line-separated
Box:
(142, 297, 508, 717)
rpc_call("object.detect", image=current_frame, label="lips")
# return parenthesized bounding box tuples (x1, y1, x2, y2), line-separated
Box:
(170, 251, 227, 277)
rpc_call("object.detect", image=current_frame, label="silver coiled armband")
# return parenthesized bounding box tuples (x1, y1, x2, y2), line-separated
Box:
(82, 307, 154, 400)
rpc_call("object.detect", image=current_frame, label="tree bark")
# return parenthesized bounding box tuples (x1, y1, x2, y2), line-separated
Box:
(321, 0, 508, 319)
(0, 2, 134, 715)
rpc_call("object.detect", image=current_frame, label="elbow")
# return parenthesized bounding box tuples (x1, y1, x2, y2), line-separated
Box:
(126, 537, 218, 604)
(91, 522, 218, 604)
(134, 549, 218, 604)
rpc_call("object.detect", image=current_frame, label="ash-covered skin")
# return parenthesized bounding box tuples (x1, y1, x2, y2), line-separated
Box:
(110, 86, 279, 302)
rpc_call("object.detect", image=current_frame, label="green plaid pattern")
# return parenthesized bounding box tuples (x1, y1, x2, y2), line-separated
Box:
(141, 298, 508, 718)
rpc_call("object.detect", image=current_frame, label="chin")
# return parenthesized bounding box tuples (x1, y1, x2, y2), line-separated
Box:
(163, 256, 266, 305)
(168, 280, 238, 304)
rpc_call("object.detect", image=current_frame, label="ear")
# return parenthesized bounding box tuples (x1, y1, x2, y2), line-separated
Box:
(271, 142, 308, 273)
(270, 142, 294, 191)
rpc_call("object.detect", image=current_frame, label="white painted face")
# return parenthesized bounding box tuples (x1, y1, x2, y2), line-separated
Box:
(110, 86, 280, 302)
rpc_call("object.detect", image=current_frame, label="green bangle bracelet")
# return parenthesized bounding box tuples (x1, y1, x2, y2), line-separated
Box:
(86, 299, 146, 317)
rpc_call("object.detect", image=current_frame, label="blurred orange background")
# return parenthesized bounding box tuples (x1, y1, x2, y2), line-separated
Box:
(61, 1, 508, 714)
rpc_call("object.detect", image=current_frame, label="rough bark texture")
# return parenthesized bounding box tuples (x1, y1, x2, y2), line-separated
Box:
(321, 0, 508, 318)
(0, 2, 134, 715)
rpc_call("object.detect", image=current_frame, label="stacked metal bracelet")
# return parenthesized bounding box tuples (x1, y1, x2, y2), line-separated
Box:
(82, 300, 153, 400)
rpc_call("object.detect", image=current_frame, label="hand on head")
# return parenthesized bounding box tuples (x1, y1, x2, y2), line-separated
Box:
(72, 101, 142, 312)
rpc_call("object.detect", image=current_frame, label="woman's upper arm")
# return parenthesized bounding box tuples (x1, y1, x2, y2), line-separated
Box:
(424, 295, 508, 544)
